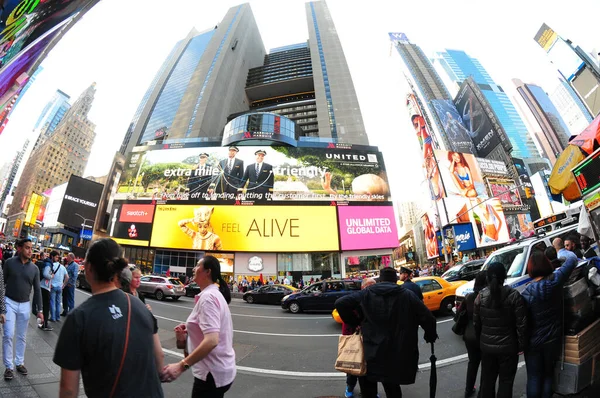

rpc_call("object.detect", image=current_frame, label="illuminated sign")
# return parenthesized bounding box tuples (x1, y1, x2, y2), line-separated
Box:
(533, 213, 567, 229)
(337, 206, 398, 251)
(150, 205, 339, 252)
(119, 204, 155, 223)
(573, 148, 600, 197)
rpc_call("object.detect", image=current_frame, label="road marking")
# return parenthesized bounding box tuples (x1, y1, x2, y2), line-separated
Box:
(231, 313, 330, 320)
(418, 353, 468, 369)
(437, 318, 454, 324)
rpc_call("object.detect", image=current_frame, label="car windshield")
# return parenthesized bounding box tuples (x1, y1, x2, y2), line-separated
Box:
(442, 266, 461, 278)
(482, 247, 526, 278)
(168, 278, 183, 285)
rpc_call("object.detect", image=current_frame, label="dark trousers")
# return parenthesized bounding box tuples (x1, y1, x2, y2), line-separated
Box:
(41, 289, 50, 328)
(64, 285, 75, 312)
(358, 376, 402, 398)
(525, 341, 560, 398)
(465, 340, 482, 395)
(346, 373, 357, 390)
(480, 353, 518, 398)
(61, 288, 68, 315)
(192, 373, 232, 398)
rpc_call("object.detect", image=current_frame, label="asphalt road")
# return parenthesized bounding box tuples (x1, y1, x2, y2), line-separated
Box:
(73, 289, 532, 398)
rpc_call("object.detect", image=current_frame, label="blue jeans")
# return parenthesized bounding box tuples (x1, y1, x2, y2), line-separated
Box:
(50, 287, 63, 321)
(3, 298, 30, 369)
(64, 285, 75, 313)
(525, 341, 560, 398)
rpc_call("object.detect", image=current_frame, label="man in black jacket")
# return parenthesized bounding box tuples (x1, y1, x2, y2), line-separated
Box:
(215, 146, 244, 195)
(240, 149, 274, 198)
(399, 266, 423, 300)
(335, 267, 437, 398)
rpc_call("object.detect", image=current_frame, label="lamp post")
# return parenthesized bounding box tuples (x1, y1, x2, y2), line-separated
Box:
(74, 213, 95, 247)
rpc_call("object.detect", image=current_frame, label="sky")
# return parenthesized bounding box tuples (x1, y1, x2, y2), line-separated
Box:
(1, 0, 599, 206)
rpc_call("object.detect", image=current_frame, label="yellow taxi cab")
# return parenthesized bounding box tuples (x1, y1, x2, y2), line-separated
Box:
(331, 276, 467, 322)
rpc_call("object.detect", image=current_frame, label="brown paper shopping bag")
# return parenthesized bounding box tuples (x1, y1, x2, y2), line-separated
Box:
(335, 331, 366, 376)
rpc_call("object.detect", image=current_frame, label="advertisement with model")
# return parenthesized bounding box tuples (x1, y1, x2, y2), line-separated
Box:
(115, 145, 391, 204)
(430, 99, 475, 154)
(434, 150, 487, 199)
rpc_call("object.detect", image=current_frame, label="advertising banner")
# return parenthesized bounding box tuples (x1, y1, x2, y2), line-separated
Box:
(150, 205, 339, 252)
(407, 93, 445, 200)
(505, 213, 534, 240)
(24, 193, 41, 226)
(453, 223, 477, 251)
(476, 157, 508, 176)
(337, 206, 398, 251)
(487, 178, 522, 206)
(108, 201, 155, 247)
(116, 146, 391, 204)
(57, 175, 104, 228)
(435, 150, 487, 199)
(454, 82, 501, 157)
(422, 208, 439, 259)
(470, 198, 510, 247)
(430, 99, 475, 154)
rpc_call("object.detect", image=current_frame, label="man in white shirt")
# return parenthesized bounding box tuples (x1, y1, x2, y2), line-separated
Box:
(283, 277, 290, 285)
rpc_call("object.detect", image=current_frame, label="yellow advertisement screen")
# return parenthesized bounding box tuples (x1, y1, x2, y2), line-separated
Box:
(150, 205, 339, 252)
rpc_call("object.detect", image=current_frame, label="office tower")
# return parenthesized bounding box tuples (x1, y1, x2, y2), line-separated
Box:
(434, 50, 541, 162)
(0, 140, 29, 215)
(513, 79, 570, 163)
(32, 90, 71, 152)
(550, 77, 593, 135)
(389, 33, 457, 152)
(7, 84, 97, 236)
(119, 4, 266, 155)
(535, 23, 600, 117)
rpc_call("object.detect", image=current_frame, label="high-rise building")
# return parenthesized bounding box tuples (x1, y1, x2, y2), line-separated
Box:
(434, 50, 540, 161)
(513, 79, 570, 163)
(0, 139, 29, 216)
(32, 90, 71, 152)
(7, 84, 97, 237)
(549, 77, 593, 135)
(120, 5, 266, 155)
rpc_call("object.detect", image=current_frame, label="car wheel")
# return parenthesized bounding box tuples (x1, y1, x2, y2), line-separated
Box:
(440, 297, 454, 315)
(76, 279, 81, 288)
(246, 295, 255, 304)
(155, 290, 165, 301)
(172, 296, 180, 301)
(288, 301, 301, 314)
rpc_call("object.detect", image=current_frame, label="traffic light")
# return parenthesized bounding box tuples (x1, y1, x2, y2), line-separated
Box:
(524, 187, 532, 199)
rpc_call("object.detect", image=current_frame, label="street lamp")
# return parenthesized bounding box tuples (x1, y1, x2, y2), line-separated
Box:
(74, 213, 95, 246)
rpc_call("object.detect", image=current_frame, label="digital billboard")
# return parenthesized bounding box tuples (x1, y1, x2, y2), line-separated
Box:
(108, 202, 156, 247)
(57, 175, 104, 228)
(407, 93, 445, 200)
(434, 150, 487, 199)
(476, 157, 508, 176)
(337, 206, 398, 251)
(116, 146, 391, 204)
(430, 99, 474, 154)
(486, 178, 522, 206)
(454, 82, 502, 157)
(571, 68, 600, 117)
(0, 0, 99, 71)
(149, 205, 339, 252)
(506, 213, 534, 240)
(469, 198, 510, 247)
(422, 208, 439, 259)
(452, 223, 477, 252)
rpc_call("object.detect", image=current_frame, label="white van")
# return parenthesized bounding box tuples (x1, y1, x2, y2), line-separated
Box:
(454, 225, 585, 308)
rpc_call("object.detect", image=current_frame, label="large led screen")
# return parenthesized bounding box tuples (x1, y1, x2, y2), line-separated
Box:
(434, 150, 487, 199)
(454, 83, 502, 158)
(337, 206, 398, 251)
(116, 146, 391, 204)
(57, 175, 104, 228)
(150, 205, 339, 252)
(430, 99, 475, 154)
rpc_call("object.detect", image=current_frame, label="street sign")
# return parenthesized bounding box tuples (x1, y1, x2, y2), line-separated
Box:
(80, 228, 93, 241)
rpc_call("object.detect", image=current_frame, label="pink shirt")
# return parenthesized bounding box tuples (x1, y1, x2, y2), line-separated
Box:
(186, 284, 236, 387)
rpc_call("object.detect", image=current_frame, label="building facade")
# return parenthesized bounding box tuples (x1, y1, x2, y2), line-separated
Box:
(0, 140, 29, 217)
(550, 77, 593, 136)
(434, 50, 540, 161)
(32, 90, 71, 152)
(6, 84, 97, 238)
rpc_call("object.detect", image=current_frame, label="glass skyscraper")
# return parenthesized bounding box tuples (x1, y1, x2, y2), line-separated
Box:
(31, 90, 71, 152)
(434, 50, 540, 160)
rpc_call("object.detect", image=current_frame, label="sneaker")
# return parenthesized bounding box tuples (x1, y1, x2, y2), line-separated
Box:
(42, 326, 53, 331)
(60, 312, 67, 316)
(4, 368, 13, 381)
(345, 386, 354, 398)
(15, 365, 27, 375)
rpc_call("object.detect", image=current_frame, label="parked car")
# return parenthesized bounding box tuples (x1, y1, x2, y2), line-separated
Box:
(244, 284, 297, 305)
(76, 270, 91, 291)
(139, 275, 186, 300)
(185, 282, 200, 297)
(404, 276, 467, 314)
(281, 279, 361, 314)
(441, 260, 485, 282)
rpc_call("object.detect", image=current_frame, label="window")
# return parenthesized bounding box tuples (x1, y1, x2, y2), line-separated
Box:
(415, 279, 442, 293)
(305, 283, 323, 293)
(151, 277, 165, 283)
(141, 277, 151, 282)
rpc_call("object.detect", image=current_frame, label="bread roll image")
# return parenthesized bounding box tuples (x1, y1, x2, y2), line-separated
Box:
(351, 174, 389, 197)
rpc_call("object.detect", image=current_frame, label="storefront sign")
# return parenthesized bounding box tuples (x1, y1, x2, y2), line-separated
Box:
(453, 223, 477, 251)
(248, 256, 263, 272)
(337, 206, 398, 251)
(150, 205, 339, 252)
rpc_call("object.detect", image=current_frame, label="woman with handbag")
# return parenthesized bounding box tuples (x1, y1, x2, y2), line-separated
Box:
(161, 255, 235, 397)
(53, 238, 164, 397)
(455, 271, 487, 398)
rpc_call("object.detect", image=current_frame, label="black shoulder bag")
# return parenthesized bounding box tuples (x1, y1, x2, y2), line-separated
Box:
(451, 294, 469, 336)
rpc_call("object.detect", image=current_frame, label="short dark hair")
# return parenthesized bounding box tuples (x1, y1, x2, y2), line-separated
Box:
(16, 238, 32, 248)
(50, 251, 59, 258)
(544, 247, 558, 261)
(473, 271, 488, 293)
(527, 249, 554, 278)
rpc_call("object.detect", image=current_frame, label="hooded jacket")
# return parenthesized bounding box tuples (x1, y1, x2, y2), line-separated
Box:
(474, 285, 527, 355)
(521, 256, 577, 349)
(335, 282, 437, 385)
